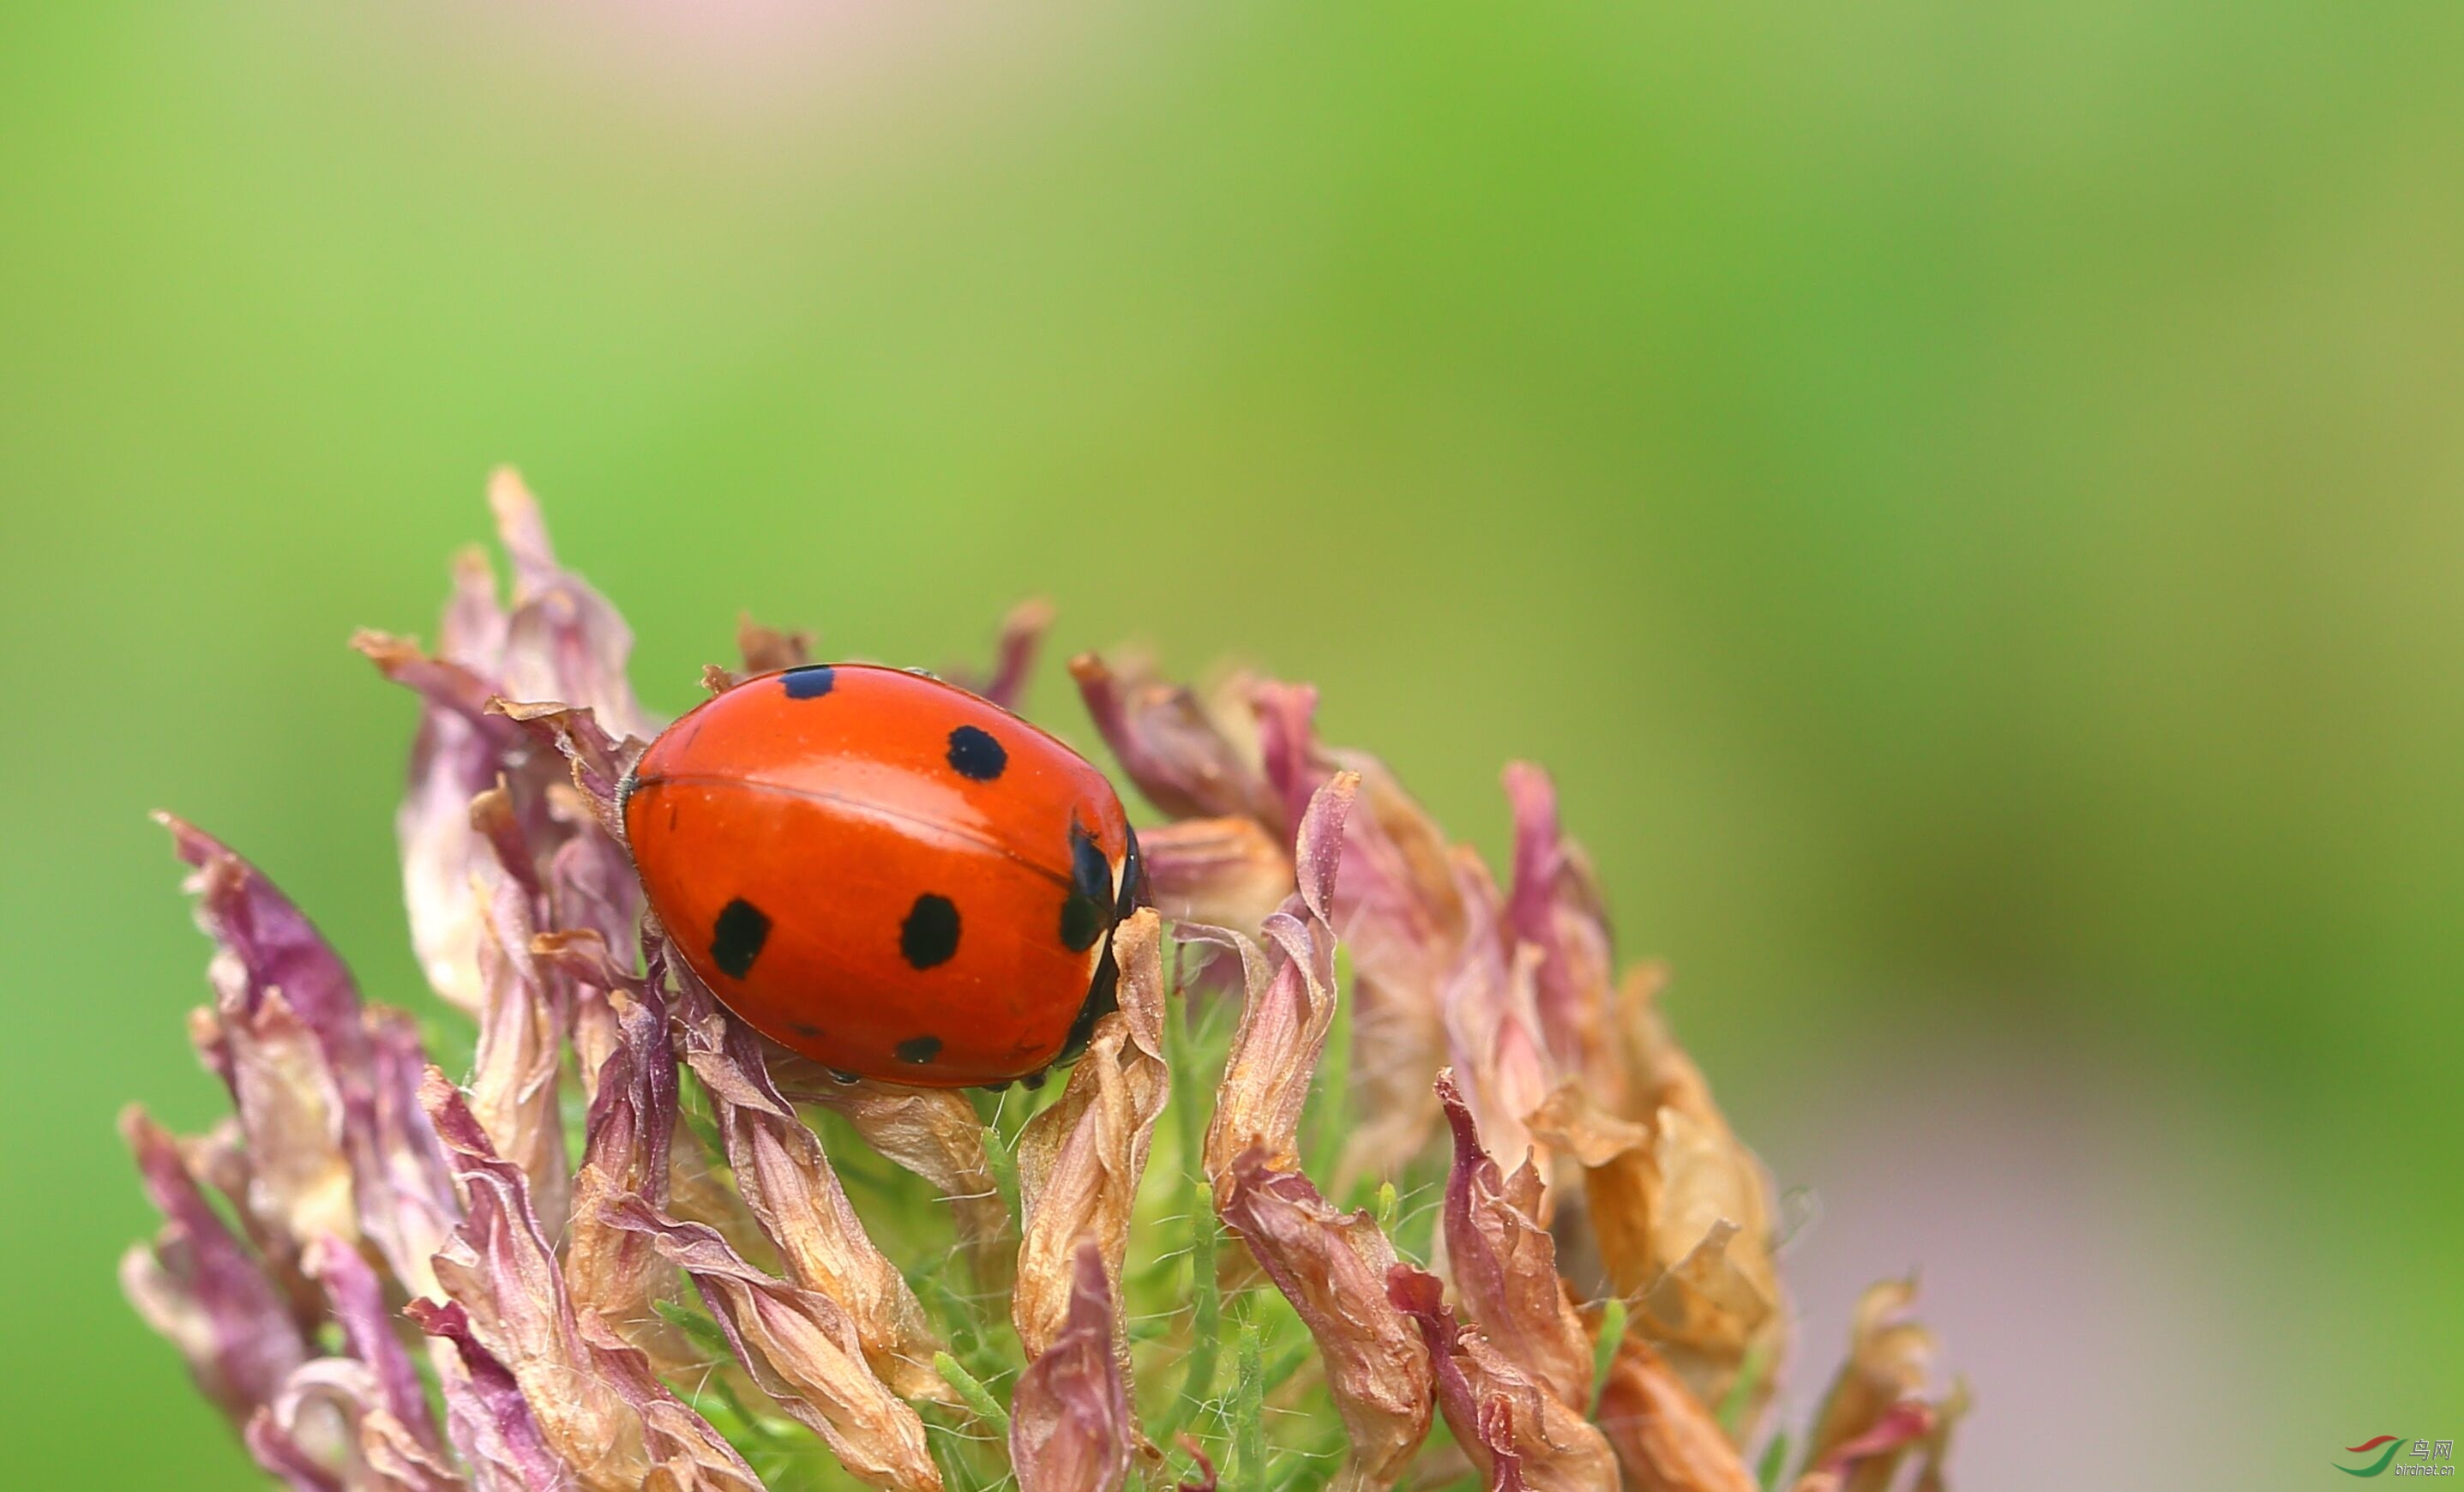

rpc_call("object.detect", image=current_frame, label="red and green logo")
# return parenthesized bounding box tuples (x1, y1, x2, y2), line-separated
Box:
(2339, 1437, 2406, 1477)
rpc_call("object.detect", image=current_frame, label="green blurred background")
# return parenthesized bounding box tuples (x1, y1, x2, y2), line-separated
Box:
(5, 2, 2458, 1485)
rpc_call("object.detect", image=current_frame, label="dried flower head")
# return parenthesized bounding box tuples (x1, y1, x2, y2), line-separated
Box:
(125, 471, 1961, 1492)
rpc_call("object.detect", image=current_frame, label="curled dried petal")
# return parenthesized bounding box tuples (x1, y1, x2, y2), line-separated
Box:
(1387, 1266, 1615, 1492)
(1010, 1241, 1134, 1492)
(1437, 1069, 1591, 1411)
(223, 988, 360, 1255)
(1201, 775, 1355, 1188)
(1593, 1333, 1756, 1492)
(736, 614, 815, 677)
(788, 1075, 1009, 1290)
(488, 467, 655, 744)
(404, 1298, 571, 1492)
(422, 1072, 756, 1492)
(245, 1357, 468, 1492)
(1526, 1078, 1782, 1418)
(1138, 816, 1293, 932)
(1014, 911, 1169, 1359)
(1501, 764, 1620, 1100)
(604, 1198, 943, 1492)
(466, 816, 569, 1239)
(563, 983, 688, 1364)
(954, 598, 1055, 712)
(672, 962, 950, 1400)
(1799, 1278, 1953, 1492)
(358, 1008, 462, 1302)
(122, 1107, 311, 1426)
(1218, 1153, 1432, 1487)
(1439, 855, 1560, 1180)
(1069, 653, 1278, 822)
(309, 1236, 446, 1457)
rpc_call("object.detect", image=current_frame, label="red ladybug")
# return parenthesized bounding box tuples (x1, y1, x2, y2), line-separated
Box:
(622, 662, 1143, 1087)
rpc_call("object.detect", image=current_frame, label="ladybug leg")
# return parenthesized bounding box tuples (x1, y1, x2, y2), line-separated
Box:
(1057, 930, 1123, 1065)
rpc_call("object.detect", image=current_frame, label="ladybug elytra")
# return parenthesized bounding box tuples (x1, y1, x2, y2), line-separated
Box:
(622, 662, 1143, 1087)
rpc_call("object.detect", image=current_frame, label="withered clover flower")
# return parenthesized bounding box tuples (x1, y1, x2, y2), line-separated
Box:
(125, 470, 1965, 1492)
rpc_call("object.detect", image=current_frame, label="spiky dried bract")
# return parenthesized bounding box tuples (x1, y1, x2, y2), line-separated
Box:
(1218, 1152, 1432, 1488)
(1010, 1242, 1136, 1492)
(1069, 653, 1281, 825)
(1436, 1069, 1592, 1412)
(1014, 910, 1169, 1360)
(1501, 764, 1623, 1106)
(670, 965, 952, 1402)
(1387, 1267, 1616, 1492)
(1592, 1333, 1758, 1492)
(1199, 774, 1355, 1188)
(604, 1198, 944, 1492)
(563, 981, 690, 1366)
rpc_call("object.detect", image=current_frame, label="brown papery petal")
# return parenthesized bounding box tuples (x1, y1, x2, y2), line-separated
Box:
(1139, 815, 1294, 932)
(1436, 1069, 1592, 1411)
(1501, 763, 1621, 1103)
(465, 822, 569, 1242)
(1014, 910, 1169, 1360)
(1069, 652, 1279, 823)
(1011, 1241, 1135, 1492)
(1201, 775, 1355, 1190)
(605, 1197, 943, 1492)
(1387, 1266, 1615, 1492)
(1593, 1333, 1757, 1492)
(672, 961, 950, 1401)
(1799, 1278, 1950, 1490)
(1219, 1153, 1432, 1488)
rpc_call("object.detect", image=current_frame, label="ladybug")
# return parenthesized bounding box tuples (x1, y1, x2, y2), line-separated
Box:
(621, 662, 1144, 1087)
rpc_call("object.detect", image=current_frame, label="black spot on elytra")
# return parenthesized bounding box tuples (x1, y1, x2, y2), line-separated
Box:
(895, 1035, 943, 1066)
(946, 725, 1007, 781)
(1061, 821, 1115, 954)
(710, 899, 771, 979)
(900, 893, 961, 969)
(781, 665, 836, 700)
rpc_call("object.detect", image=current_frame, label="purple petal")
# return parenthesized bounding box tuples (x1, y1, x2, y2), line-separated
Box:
(1010, 1241, 1133, 1492)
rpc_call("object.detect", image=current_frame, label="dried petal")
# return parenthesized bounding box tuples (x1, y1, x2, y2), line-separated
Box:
(1593, 1333, 1756, 1492)
(1014, 911, 1169, 1359)
(162, 813, 371, 1085)
(736, 614, 815, 676)
(122, 1107, 312, 1425)
(789, 1076, 1009, 1290)
(1218, 1153, 1432, 1487)
(1387, 1267, 1615, 1492)
(358, 1008, 463, 1302)
(1137, 815, 1293, 931)
(1437, 1070, 1590, 1411)
(1069, 653, 1278, 822)
(421, 1071, 757, 1492)
(1439, 854, 1559, 1179)
(309, 1235, 448, 1457)
(563, 980, 688, 1364)
(953, 598, 1055, 712)
(1501, 764, 1620, 1101)
(466, 810, 570, 1239)
(245, 1357, 469, 1492)
(488, 467, 655, 744)
(1010, 1241, 1133, 1492)
(405, 1297, 573, 1492)
(1798, 1279, 1953, 1492)
(1200, 775, 1355, 1188)
(223, 988, 360, 1254)
(673, 963, 950, 1400)
(604, 1198, 943, 1492)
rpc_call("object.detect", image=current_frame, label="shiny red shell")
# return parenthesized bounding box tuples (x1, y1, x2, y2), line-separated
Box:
(622, 662, 1139, 1086)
